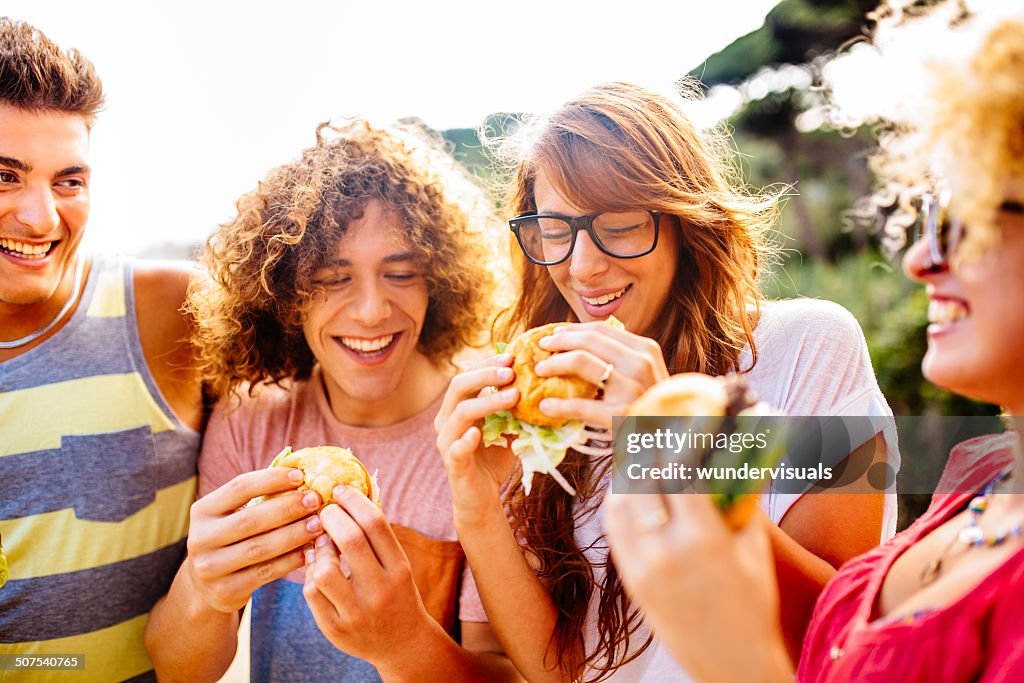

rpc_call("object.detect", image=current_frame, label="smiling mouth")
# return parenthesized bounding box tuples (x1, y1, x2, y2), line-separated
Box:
(928, 300, 968, 325)
(0, 238, 58, 260)
(336, 333, 398, 357)
(581, 285, 630, 306)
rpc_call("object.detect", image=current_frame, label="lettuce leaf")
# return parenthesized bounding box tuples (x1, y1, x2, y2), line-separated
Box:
(268, 446, 292, 467)
(483, 410, 585, 496)
(483, 410, 516, 447)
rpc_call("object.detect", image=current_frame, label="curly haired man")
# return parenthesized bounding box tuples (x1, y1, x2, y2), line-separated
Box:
(145, 119, 520, 681)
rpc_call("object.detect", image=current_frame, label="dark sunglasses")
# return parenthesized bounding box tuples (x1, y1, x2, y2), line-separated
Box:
(915, 190, 1024, 269)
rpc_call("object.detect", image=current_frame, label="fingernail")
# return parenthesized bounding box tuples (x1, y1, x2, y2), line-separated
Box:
(496, 353, 513, 363)
(302, 492, 320, 509)
(288, 469, 304, 482)
(304, 548, 315, 565)
(496, 367, 513, 381)
(333, 485, 348, 502)
(500, 388, 517, 399)
(540, 398, 554, 412)
(538, 335, 554, 348)
(306, 516, 322, 533)
(315, 533, 330, 547)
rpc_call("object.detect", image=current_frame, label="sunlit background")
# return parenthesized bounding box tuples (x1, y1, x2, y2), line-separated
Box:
(6, 0, 778, 254)
(6, 0, 1006, 527)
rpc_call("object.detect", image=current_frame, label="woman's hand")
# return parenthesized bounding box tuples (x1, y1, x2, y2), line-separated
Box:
(533, 322, 670, 430)
(604, 492, 792, 683)
(434, 354, 520, 526)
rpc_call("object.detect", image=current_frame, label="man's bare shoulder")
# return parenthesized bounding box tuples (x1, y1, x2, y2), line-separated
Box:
(132, 259, 201, 312)
(132, 259, 205, 431)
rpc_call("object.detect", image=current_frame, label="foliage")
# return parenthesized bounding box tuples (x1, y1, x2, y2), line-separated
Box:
(692, 0, 877, 86)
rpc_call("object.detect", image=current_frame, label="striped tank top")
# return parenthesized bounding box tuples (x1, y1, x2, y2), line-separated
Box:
(0, 254, 200, 682)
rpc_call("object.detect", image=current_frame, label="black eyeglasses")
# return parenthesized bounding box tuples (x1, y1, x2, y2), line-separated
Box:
(509, 210, 661, 266)
(915, 190, 1024, 269)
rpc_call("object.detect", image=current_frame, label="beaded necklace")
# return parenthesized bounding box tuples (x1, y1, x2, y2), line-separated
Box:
(920, 469, 1022, 585)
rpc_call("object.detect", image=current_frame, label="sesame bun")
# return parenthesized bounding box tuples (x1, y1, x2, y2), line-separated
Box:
(509, 323, 599, 428)
(273, 446, 376, 508)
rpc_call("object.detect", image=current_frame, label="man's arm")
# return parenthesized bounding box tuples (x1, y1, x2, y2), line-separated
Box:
(145, 468, 322, 682)
(134, 260, 203, 432)
(145, 559, 242, 683)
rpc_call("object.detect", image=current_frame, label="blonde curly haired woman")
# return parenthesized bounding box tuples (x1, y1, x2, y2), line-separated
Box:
(606, 3, 1024, 681)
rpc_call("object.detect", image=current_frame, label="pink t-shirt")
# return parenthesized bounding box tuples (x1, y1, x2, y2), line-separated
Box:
(198, 368, 486, 624)
(799, 432, 1024, 682)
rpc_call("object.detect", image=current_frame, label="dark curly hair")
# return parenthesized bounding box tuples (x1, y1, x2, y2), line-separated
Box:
(189, 119, 501, 397)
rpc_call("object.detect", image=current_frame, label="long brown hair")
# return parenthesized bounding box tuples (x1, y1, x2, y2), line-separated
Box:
(489, 81, 781, 679)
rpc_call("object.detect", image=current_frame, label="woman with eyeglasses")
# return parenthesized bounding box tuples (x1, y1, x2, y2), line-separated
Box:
(434, 80, 898, 680)
(605, 3, 1024, 681)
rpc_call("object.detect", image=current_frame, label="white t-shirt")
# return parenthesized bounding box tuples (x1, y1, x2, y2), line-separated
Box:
(577, 298, 899, 681)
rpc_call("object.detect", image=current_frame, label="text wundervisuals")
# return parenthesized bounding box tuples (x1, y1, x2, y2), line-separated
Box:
(625, 461, 833, 482)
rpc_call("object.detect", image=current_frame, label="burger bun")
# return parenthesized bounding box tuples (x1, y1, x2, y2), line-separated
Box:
(509, 323, 599, 428)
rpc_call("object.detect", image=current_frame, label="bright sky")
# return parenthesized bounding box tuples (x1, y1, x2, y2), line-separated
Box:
(6, 0, 780, 255)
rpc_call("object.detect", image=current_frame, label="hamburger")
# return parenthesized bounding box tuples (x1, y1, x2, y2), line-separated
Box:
(484, 318, 623, 496)
(507, 323, 601, 428)
(626, 373, 775, 529)
(259, 446, 381, 510)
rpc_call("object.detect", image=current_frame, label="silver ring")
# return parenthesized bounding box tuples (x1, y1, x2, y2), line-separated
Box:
(598, 362, 614, 391)
(634, 506, 670, 534)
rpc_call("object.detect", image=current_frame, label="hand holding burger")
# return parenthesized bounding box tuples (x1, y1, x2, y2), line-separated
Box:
(484, 321, 623, 496)
(257, 446, 380, 509)
(626, 372, 775, 529)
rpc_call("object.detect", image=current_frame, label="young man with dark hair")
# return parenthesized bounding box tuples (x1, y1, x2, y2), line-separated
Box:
(0, 17, 203, 681)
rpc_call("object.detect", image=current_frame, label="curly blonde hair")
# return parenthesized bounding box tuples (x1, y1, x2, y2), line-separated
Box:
(189, 119, 501, 398)
(848, 2, 1024, 258)
(484, 81, 782, 680)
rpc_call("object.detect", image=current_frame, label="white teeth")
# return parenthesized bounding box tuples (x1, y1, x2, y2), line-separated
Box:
(339, 334, 395, 352)
(0, 238, 54, 259)
(928, 300, 968, 325)
(582, 287, 627, 306)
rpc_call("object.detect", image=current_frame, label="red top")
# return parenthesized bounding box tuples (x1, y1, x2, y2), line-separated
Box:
(798, 432, 1024, 682)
